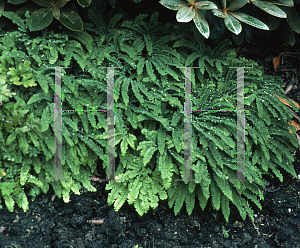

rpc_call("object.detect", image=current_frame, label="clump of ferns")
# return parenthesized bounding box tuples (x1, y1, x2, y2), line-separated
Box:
(99, 13, 187, 82)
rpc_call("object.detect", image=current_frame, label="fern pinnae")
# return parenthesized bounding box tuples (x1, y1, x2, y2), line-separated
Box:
(143, 34, 153, 56)
(150, 58, 167, 76)
(119, 43, 138, 61)
(209, 142, 224, 168)
(221, 194, 230, 223)
(144, 60, 156, 82)
(211, 167, 233, 201)
(173, 39, 199, 53)
(210, 179, 221, 211)
(273, 155, 296, 179)
(107, 13, 123, 31)
(149, 11, 159, 25)
(155, 35, 178, 48)
(127, 177, 143, 205)
(267, 140, 283, 162)
(133, 37, 146, 53)
(137, 81, 155, 101)
(194, 123, 224, 151)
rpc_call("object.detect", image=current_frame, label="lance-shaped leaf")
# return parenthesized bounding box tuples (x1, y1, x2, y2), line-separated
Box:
(194, 1, 218, 10)
(284, 6, 300, 33)
(224, 14, 242, 35)
(229, 12, 269, 30)
(193, 8, 210, 38)
(266, 0, 293, 6)
(212, 9, 227, 18)
(227, 0, 249, 11)
(250, 0, 287, 18)
(159, 0, 189, 10)
(176, 5, 195, 22)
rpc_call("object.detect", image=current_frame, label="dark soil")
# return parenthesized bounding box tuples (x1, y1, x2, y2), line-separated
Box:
(1, 2, 300, 248)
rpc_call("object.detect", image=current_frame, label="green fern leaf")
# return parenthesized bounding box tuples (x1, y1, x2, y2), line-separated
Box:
(134, 198, 146, 216)
(210, 179, 221, 211)
(269, 94, 292, 121)
(139, 194, 150, 212)
(185, 52, 201, 66)
(157, 153, 173, 189)
(87, 111, 97, 129)
(137, 81, 155, 101)
(171, 111, 182, 127)
(143, 34, 153, 56)
(173, 185, 186, 216)
(145, 60, 156, 82)
(6, 132, 17, 146)
(121, 137, 129, 156)
(27, 92, 51, 105)
(67, 31, 94, 53)
(131, 80, 145, 105)
(136, 57, 145, 76)
(3, 195, 14, 212)
(211, 167, 233, 201)
(230, 191, 247, 221)
(27, 131, 40, 149)
(143, 146, 158, 166)
(221, 194, 230, 223)
(196, 185, 209, 211)
(194, 160, 211, 196)
(157, 126, 166, 155)
(63, 116, 79, 132)
(107, 182, 126, 205)
(172, 128, 183, 153)
(185, 188, 195, 215)
(108, 13, 123, 30)
(209, 143, 223, 169)
(127, 177, 143, 205)
(127, 134, 137, 150)
(19, 134, 29, 154)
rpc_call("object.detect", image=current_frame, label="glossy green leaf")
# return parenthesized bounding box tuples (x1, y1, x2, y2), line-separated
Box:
(267, 0, 293, 6)
(193, 8, 210, 38)
(278, 21, 295, 45)
(52, 5, 60, 19)
(250, 0, 287, 18)
(224, 14, 242, 35)
(58, 8, 83, 31)
(176, 5, 195, 22)
(159, 0, 189, 11)
(228, 0, 249, 11)
(77, 0, 93, 8)
(212, 9, 227, 18)
(266, 13, 281, 30)
(284, 6, 300, 33)
(27, 8, 53, 32)
(194, 1, 218, 10)
(55, 0, 70, 8)
(229, 12, 269, 30)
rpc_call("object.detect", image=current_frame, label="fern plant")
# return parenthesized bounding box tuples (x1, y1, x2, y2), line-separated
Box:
(0, 8, 297, 225)
(77, 10, 298, 222)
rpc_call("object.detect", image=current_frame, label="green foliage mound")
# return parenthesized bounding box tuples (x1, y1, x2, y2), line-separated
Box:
(0, 10, 298, 223)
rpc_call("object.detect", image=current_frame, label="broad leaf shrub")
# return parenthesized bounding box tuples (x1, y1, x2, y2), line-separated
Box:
(0, 10, 298, 223)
